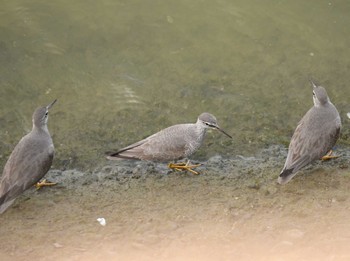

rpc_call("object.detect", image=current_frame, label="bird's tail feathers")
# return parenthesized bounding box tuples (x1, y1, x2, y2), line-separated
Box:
(106, 154, 137, 160)
(0, 198, 15, 214)
(277, 168, 296, 185)
(106, 149, 142, 160)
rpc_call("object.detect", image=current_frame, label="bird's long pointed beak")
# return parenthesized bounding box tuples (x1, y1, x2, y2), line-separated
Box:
(215, 126, 232, 139)
(47, 99, 57, 110)
(309, 79, 317, 89)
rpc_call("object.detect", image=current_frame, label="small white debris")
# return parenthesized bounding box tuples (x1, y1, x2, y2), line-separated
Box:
(53, 242, 63, 248)
(97, 217, 106, 226)
(347, 112, 350, 119)
(309, 52, 314, 56)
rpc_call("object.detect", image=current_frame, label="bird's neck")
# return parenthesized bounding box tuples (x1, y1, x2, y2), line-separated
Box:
(195, 123, 207, 138)
(33, 124, 50, 136)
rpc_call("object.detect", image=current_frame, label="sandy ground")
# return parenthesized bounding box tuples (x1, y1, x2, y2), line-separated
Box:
(0, 146, 350, 261)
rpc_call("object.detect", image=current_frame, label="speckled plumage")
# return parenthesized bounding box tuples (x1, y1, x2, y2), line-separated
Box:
(0, 100, 56, 213)
(278, 82, 341, 184)
(107, 112, 232, 162)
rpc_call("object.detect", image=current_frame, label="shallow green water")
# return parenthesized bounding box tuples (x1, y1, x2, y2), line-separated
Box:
(0, 0, 350, 169)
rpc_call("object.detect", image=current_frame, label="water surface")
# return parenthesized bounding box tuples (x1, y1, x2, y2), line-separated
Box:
(0, 0, 349, 168)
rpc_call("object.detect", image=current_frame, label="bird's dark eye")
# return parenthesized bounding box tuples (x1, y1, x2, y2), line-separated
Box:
(205, 122, 216, 128)
(312, 92, 315, 96)
(45, 112, 49, 117)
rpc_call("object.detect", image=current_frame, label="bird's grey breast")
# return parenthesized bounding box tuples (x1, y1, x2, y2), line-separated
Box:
(183, 124, 206, 157)
(3, 131, 54, 187)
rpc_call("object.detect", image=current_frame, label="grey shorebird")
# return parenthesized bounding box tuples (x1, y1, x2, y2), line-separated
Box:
(107, 112, 232, 174)
(278, 81, 341, 185)
(0, 100, 57, 214)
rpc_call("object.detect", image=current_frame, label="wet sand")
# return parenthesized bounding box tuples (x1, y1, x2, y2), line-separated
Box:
(0, 146, 349, 261)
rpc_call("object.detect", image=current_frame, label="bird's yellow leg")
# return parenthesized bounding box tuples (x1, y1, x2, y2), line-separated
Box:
(35, 179, 56, 190)
(168, 160, 201, 175)
(321, 150, 339, 161)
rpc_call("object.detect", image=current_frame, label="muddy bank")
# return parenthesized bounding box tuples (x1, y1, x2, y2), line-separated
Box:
(44, 145, 349, 191)
(0, 146, 349, 261)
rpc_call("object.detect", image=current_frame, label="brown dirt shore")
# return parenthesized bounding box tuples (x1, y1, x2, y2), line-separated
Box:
(0, 146, 349, 261)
